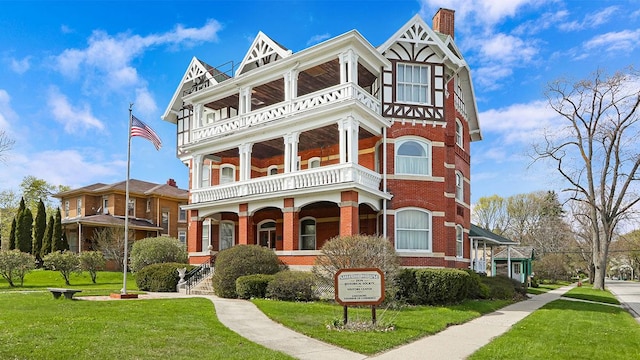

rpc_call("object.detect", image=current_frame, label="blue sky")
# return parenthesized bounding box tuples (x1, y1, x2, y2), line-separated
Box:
(1, 0, 639, 204)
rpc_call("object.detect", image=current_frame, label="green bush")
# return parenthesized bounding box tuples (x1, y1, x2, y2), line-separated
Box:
(395, 268, 471, 305)
(463, 269, 490, 299)
(78, 251, 106, 283)
(212, 245, 283, 298)
(480, 275, 526, 300)
(236, 274, 275, 299)
(0, 250, 35, 287)
(135, 262, 194, 292)
(43, 251, 80, 286)
(129, 236, 188, 272)
(266, 271, 317, 301)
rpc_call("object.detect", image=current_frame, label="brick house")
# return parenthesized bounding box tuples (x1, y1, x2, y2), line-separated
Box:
(162, 9, 481, 269)
(54, 179, 189, 252)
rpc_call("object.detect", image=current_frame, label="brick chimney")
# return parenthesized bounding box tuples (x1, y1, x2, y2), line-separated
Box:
(167, 178, 177, 187)
(432, 8, 455, 38)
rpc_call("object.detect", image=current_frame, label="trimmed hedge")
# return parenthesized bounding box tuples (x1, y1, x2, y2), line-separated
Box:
(395, 268, 472, 305)
(236, 274, 276, 299)
(266, 271, 317, 301)
(212, 245, 283, 298)
(136, 262, 194, 292)
(480, 275, 526, 299)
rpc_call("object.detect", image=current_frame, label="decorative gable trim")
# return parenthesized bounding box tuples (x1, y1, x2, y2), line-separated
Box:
(237, 31, 292, 76)
(162, 57, 218, 123)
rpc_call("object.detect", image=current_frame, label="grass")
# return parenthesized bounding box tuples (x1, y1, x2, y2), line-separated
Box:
(526, 281, 570, 295)
(253, 298, 511, 355)
(469, 299, 640, 360)
(0, 269, 138, 295)
(562, 283, 621, 305)
(0, 291, 293, 360)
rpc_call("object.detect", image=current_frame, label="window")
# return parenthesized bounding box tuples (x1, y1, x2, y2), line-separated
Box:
(455, 171, 464, 202)
(300, 218, 316, 250)
(220, 165, 235, 184)
(201, 220, 210, 251)
(178, 230, 187, 248)
(128, 199, 136, 217)
(397, 63, 430, 104)
(102, 197, 109, 214)
(146, 199, 151, 212)
(178, 205, 187, 222)
(395, 209, 431, 251)
(64, 201, 69, 218)
(268, 165, 278, 176)
(220, 221, 234, 250)
(161, 209, 169, 234)
(456, 225, 463, 258)
(76, 198, 82, 217)
(455, 119, 463, 148)
(258, 220, 276, 249)
(201, 164, 210, 187)
(395, 139, 431, 175)
(308, 157, 320, 169)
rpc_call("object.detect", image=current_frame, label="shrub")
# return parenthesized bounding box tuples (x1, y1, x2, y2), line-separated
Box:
(395, 268, 471, 305)
(43, 251, 80, 286)
(0, 250, 35, 287)
(480, 275, 526, 300)
(129, 236, 188, 272)
(313, 235, 399, 295)
(266, 271, 317, 301)
(236, 274, 276, 299)
(136, 262, 195, 292)
(463, 269, 490, 299)
(79, 251, 106, 283)
(212, 245, 283, 298)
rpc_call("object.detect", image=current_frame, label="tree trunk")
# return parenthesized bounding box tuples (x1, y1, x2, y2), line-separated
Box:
(588, 263, 595, 284)
(592, 251, 607, 290)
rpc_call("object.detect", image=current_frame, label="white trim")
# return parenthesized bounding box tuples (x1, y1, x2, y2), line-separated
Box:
(220, 164, 236, 184)
(394, 136, 432, 176)
(219, 220, 235, 251)
(299, 216, 317, 250)
(395, 207, 432, 252)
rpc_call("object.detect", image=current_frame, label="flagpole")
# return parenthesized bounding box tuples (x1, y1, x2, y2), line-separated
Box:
(122, 103, 133, 295)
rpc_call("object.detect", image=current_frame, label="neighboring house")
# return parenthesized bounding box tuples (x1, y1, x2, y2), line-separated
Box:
(469, 224, 519, 275)
(53, 179, 189, 252)
(162, 9, 481, 269)
(493, 246, 535, 283)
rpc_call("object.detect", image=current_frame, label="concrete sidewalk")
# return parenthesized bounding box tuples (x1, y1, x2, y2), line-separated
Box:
(606, 280, 640, 323)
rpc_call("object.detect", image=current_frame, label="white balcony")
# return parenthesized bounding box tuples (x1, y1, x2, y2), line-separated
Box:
(189, 83, 380, 145)
(191, 163, 382, 204)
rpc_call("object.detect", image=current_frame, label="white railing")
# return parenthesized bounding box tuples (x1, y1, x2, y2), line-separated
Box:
(190, 83, 380, 144)
(191, 163, 381, 203)
(473, 259, 487, 273)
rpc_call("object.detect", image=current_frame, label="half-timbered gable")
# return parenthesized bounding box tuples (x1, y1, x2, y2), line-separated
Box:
(236, 31, 292, 75)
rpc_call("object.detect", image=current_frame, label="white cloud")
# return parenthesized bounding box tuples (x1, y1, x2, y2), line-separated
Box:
(583, 29, 640, 53)
(559, 6, 617, 31)
(134, 87, 158, 115)
(419, 0, 542, 29)
(479, 100, 558, 144)
(513, 10, 569, 35)
(9, 56, 31, 74)
(47, 87, 104, 133)
(306, 33, 330, 46)
(0, 90, 17, 131)
(471, 33, 538, 89)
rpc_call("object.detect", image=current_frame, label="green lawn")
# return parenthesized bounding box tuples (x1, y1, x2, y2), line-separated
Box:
(562, 284, 621, 305)
(253, 298, 511, 355)
(0, 291, 293, 360)
(0, 269, 138, 295)
(469, 299, 640, 359)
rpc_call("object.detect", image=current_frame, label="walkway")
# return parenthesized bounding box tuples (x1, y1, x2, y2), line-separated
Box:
(606, 280, 640, 323)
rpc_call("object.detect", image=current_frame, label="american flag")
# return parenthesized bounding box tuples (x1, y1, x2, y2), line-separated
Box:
(131, 115, 162, 150)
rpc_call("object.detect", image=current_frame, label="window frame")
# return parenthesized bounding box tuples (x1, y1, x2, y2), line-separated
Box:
(178, 204, 187, 223)
(267, 165, 279, 176)
(455, 171, 464, 202)
(161, 209, 169, 235)
(128, 199, 136, 218)
(308, 157, 321, 169)
(64, 200, 69, 218)
(455, 119, 464, 149)
(395, 208, 432, 252)
(299, 217, 316, 250)
(219, 220, 235, 251)
(394, 138, 432, 176)
(456, 225, 464, 258)
(76, 198, 82, 217)
(201, 219, 210, 252)
(220, 164, 236, 184)
(178, 229, 187, 248)
(396, 63, 431, 105)
(201, 163, 210, 188)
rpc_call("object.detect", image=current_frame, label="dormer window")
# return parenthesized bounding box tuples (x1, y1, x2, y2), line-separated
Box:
(397, 63, 430, 104)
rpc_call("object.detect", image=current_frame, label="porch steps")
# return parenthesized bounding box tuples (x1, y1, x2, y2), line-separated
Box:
(187, 272, 215, 295)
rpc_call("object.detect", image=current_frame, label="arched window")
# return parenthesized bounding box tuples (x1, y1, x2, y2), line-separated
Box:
(268, 165, 278, 176)
(300, 217, 316, 250)
(395, 139, 431, 175)
(456, 225, 463, 258)
(395, 209, 431, 251)
(455, 119, 464, 149)
(308, 157, 321, 169)
(220, 164, 235, 184)
(219, 220, 234, 251)
(455, 171, 464, 202)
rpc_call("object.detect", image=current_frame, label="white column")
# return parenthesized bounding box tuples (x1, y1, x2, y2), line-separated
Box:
(283, 134, 291, 173)
(283, 132, 299, 173)
(339, 50, 359, 84)
(290, 132, 299, 172)
(338, 120, 346, 163)
(239, 87, 252, 114)
(192, 154, 203, 190)
(507, 246, 512, 279)
(239, 143, 254, 181)
(284, 70, 299, 101)
(194, 103, 203, 127)
(78, 223, 83, 253)
(339, 116, 359, 164)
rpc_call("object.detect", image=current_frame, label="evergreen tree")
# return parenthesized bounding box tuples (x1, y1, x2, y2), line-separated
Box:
(52, 208, 63, 252)
(41, 215, 54, 257)
(61, 232, 69, 251)
(32, 199, 46, 260)
(15, 208, 33, 253)
(9, 217, 16, 250)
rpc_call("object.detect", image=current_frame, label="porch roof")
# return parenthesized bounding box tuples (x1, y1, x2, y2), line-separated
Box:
(469, 224, 518, 246)
(60, 214, 162, 231)
(493, 246, 535, 261)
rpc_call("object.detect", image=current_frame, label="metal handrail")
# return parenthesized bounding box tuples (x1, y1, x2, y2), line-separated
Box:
(184, 256, 215, 294)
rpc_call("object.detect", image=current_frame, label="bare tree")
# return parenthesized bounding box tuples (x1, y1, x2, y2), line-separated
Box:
(92, 227, 134, 271)
(0, 130, 14, 163)
(534, 67, 640, 290)
(472, 194, 509, 235)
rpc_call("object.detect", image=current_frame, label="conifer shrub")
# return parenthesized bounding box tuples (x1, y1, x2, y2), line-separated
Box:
(135, 262, 194, 292)
(212, 245, 283, 298)
(235, 274, 276, 299)
(266, 271, 317, 301)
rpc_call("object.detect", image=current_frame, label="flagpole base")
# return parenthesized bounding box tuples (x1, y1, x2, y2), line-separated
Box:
(110, 293, 139, 299)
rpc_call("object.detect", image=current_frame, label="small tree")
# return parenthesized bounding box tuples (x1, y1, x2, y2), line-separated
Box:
(41, 215, 54, 258)
(79, 251, 106, 283)
(43, 251, 80, 286)
(0, 249, 35, 287)
(8, 217, 16, 250)
(15, 207, 33, 254)
(52, 208, 66, 252)
(129, 236, 188, 272)
(92, 227, 133, 271)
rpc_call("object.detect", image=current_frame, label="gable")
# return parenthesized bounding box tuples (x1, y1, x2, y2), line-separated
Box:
(236, 31, 292, 76)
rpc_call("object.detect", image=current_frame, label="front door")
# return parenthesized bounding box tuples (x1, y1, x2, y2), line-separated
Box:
(258, 221, 276, 249)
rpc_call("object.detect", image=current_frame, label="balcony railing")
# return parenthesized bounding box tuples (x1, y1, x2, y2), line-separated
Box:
(189, 83, 380, 144)
(191, 163, 381, 204)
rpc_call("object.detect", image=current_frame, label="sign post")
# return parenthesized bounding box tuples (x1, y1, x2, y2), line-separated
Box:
(334, 268, 385, 325)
